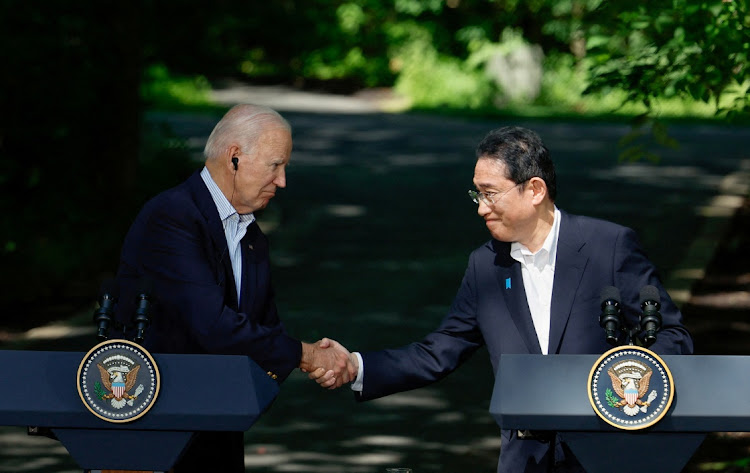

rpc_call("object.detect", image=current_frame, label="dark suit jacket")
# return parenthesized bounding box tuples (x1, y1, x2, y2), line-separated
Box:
(357, 211, 693, 472)
(114, 170, 301, 472)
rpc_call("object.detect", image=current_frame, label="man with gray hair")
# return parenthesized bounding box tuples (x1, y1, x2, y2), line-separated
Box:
(114, 104, 355, 472)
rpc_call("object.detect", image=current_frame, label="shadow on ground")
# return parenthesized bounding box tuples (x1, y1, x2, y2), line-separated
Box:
(682, 198, 750, 473)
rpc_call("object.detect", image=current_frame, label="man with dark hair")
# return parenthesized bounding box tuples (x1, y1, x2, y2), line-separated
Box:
(312, 126, 693, 472)
(114, 104, 355, 472)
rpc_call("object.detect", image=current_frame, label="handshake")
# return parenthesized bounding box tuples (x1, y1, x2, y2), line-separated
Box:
(299, 338, 358, 389)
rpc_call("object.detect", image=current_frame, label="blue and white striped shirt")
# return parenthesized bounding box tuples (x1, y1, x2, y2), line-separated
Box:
(200, 166, 255, 305)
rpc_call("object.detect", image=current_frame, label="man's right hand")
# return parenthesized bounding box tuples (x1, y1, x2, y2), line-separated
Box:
(300, 338, 357, 389)
(307, 338, 360, 389)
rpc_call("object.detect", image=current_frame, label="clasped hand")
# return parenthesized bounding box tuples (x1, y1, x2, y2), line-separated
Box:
(300, 338, 358, 389)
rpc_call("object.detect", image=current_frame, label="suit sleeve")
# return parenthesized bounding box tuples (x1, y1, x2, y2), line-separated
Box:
(357, 261, 485, 401)
(117, 201, 301, 382)
(613, 227, 694, 355)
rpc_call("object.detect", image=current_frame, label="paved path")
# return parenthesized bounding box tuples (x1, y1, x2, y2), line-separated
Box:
(1, 85, 749, 472)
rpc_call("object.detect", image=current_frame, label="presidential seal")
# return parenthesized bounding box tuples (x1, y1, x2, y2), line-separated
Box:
(588, 345, 674, 430)
(77, 339, 160, 423)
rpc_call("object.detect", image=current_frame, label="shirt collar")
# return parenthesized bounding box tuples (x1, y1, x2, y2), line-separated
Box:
(200, 166, 255, 225)
(510, 206, 561, 269)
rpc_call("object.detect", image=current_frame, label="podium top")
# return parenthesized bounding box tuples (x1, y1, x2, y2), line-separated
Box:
(0, 350, 280, 431)
(490, 354, 750, 432)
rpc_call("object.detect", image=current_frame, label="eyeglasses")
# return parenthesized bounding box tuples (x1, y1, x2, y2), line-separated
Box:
(468, 182, 524, 206)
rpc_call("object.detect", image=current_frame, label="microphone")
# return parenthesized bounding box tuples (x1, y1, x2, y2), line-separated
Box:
(93, 279, 118, 341)
(599, 286, 623, 346)
(639, 285, 662, 347)
(133, 278, 153, 344)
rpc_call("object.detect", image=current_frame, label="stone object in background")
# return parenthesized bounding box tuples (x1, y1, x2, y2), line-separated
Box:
(485, 43, 544, 104)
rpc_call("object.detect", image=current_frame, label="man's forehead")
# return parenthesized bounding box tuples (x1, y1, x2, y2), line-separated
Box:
(473, 159, 510, 186)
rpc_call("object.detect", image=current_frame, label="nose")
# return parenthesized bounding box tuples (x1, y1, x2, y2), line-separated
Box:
(274, 169, 286, 188)
(477, 199, 490, 217)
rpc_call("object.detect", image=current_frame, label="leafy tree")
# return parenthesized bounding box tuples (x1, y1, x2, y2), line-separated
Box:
(3, 0, 745, 323)
(584, 0, 749, 158)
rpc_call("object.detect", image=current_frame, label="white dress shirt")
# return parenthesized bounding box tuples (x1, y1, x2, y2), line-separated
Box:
(201, 167, 255, 305)
(509, 206, 561, 355)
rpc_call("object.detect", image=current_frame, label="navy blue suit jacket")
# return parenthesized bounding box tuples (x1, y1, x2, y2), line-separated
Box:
(357, 211, 693, 472)
(115, 170, 302, 379)
(113, 171, 302, 471)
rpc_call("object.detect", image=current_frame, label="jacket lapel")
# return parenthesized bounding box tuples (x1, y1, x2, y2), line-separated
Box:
(239, 221, 261, 314)
(548, 211, 588, 354)
(186, 171, 237, 309)
(493, 241, 542, 354)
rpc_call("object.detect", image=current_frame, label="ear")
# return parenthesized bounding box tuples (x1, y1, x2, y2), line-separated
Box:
(528, 177, 548, 205)
(227, 145, 242, 170)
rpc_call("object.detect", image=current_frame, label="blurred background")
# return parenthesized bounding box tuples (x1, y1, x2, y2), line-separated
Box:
(1, 0, 749, 472)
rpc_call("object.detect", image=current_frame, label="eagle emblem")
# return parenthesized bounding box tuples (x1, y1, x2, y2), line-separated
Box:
(97, 362, 143, 409)
(606, 360, 658, 416)
(588, 346, 674, 430)
(78, 339, 160, 422)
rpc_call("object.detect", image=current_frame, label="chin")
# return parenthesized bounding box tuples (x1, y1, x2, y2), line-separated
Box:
(487, 225, 512, 242)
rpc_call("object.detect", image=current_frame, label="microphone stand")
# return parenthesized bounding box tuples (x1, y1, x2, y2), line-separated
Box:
(133, 292, 152, 345)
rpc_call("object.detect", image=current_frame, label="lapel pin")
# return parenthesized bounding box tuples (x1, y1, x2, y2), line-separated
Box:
(248, 244, 254, 250)
(505, 278, 511, 289)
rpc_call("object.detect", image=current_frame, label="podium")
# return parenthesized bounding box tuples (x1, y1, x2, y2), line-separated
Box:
(0, 349, 279, 471)
(490, 354, 750, 473)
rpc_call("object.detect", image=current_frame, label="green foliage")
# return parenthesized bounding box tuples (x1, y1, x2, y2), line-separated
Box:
(582, 0, 749, 160)
(396, 52, 496, 109)
(227, 0, 612, 92)
(95, 382, 107, 400)
(390, 22, 497, 109)
(394, 0, 444, 15)
(302, 46, 388, 87)
(605, 388, 619, 408)
(337, 2, 367, 34)
(536, 53, 587, 106)
(239, 48, 279, 78)
(141, 64, 213, 110)
(542, 0, 604, 54)
(288, 1, 396, 88)
(585, 0, 749, 118)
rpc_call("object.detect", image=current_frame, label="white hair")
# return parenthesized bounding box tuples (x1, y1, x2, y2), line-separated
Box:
(203, 104, 291, 161)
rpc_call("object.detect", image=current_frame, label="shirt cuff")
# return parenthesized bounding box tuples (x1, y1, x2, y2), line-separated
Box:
(350, 352, 364, 392)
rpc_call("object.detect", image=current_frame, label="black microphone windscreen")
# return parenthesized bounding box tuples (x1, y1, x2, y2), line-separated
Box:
(600, 286, 621, 305)
(640, 285, 660, 304)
